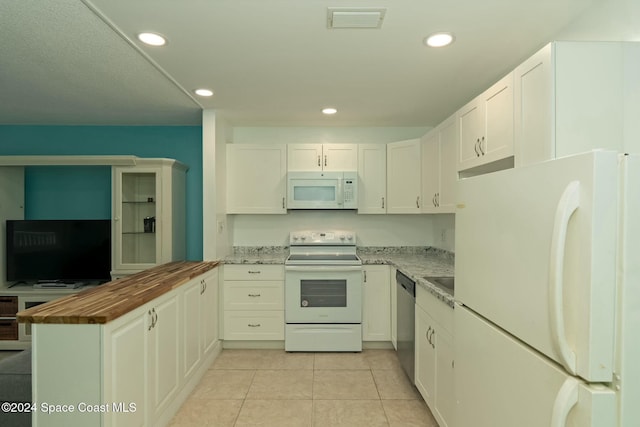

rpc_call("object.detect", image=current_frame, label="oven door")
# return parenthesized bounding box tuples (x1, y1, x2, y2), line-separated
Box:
(285, 265, 362, 323)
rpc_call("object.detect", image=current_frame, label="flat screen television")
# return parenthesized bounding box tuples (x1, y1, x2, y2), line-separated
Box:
(6, 219, 111, 283)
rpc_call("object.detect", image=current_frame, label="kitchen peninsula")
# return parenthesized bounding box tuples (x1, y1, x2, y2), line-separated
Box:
(16, 261, 220, 427)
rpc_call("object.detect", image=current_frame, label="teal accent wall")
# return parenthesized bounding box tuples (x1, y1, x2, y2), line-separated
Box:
(0, 126, 203, 260)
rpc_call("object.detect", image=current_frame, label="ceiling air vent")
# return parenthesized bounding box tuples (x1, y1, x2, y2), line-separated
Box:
(327, 7, 387, 29)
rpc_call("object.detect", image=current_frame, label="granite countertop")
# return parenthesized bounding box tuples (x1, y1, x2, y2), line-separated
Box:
(358, 247, 455, 308)
(224, 246, 455, 308)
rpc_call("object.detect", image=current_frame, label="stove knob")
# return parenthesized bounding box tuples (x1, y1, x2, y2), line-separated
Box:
(347, 235, 353, 241)
(292, 236, 299, 241)
(339, 235, 346, 241)
(300, 236, 306, 241)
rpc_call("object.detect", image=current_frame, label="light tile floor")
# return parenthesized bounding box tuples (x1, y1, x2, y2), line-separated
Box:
(170, 349, 438, 427)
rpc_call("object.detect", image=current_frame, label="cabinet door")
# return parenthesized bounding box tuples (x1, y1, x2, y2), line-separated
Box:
(148, 292, 180, 422)
(362, 265, 390, 341)
(458, 73, 514, 172)
(182, 278, 201, 380)
(386, 139, 421, 213)
(514, 43, 554, 167)
(106, 309, 147, 427)
(390, 268, 397, 350)
(287, 144, 323, 171)
(434, 328, 454, 427)
(322, 144, 358, 171)
(113, 166, 161, 271)
(438, 115, 457, 212)
(415, 305, 436, 406)
(357, 144, 387, 214)
(421, 130, 440, 213)
(201, 269, 219, 355)
(227, 144, 287, 213)
(482, 73, 514, 163)
(458, 98, 483, 171)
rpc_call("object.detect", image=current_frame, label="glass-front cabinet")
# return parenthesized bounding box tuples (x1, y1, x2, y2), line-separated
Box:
(112, 159, 187, 278)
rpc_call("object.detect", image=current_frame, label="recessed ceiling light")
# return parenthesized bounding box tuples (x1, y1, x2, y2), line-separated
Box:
(424, 32, 454, 48)
(194, 89, 214, 97)
(137, 32, 167, 46)
(322, 107, 338, 115)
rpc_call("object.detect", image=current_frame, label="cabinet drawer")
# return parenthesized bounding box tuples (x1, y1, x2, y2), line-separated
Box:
(0, 296, 18, 317)
(223, 264, 284, 281)
(0, 319, 19, 340)
(223, 311, 284, 340)
(416, 285, 453, 334)
(223, 282, 283, 310)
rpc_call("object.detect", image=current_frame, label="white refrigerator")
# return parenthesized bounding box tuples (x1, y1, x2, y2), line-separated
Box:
(454, 150, 640, 426)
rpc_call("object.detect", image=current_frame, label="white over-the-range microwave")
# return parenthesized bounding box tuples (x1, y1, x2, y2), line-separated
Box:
(287, 171, 357, 209)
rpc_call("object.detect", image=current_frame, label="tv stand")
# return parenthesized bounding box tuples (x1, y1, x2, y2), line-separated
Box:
(33, 281, 86, 290)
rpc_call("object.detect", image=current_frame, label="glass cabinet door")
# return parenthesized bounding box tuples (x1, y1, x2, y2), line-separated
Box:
(114, 169, 160, 270)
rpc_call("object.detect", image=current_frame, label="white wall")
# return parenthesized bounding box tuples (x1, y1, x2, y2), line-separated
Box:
(230, 211, 454, 249)
(555, 0, 640, 41)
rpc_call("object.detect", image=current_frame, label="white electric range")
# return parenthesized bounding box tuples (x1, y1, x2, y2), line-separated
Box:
(284, 230, 363, 352)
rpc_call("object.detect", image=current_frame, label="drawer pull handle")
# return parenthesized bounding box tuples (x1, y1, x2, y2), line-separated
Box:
(248, 294, 261, 297)
(248, 323, 261, 328)
(248, 271, 261, 274)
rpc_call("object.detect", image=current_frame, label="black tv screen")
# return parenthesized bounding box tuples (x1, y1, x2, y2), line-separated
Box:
(6, 219, 111, 283)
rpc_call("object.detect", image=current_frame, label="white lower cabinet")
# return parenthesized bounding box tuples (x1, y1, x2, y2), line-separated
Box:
(182, 268, 219, 381)
(222, 265, 284, 341)
(415, 285, 454, 427)
(32, 268, 221, 427)
(390, 267, 397, 350)
(362, 265, 391, 341)
(147, 292, 180, 422)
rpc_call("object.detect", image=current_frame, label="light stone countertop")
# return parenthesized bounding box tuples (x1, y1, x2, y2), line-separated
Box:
(224, 246, 455, 308)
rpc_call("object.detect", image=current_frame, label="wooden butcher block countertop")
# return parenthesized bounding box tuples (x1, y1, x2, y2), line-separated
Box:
(16, 261, 220, 325)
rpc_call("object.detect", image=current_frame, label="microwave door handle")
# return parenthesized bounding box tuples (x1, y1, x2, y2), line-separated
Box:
(337, 178, 344, 206)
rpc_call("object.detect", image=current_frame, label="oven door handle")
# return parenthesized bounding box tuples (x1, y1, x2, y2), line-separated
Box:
(285, 266, 362, 273)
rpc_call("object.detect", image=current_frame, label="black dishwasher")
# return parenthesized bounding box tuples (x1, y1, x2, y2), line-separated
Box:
(396, 270, 416, 382)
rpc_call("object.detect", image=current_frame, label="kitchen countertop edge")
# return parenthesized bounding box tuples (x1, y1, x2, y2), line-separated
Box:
(16, 261, 220, 325)
(223, 246, 455, 308)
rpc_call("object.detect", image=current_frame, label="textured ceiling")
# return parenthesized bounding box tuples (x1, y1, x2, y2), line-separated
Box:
(0, 0, 601, 126)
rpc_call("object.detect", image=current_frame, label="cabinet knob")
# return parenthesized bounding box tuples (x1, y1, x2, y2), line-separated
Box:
(248, 323, 261, 328)
(381, 197, 385, 209)
(317, 155, 321, 167)
(416, 196, 420, 208)
(324, 155, 327, 167)
(479, 136, 486, 155)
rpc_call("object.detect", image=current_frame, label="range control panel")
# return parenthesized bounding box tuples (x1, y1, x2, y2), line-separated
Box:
(289, 230, 356, 245)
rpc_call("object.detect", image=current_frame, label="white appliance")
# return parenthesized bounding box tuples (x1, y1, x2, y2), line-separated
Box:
(287, 171, 357, 209)
(454, 151, 640, 426)
(284, 230, 362, 351)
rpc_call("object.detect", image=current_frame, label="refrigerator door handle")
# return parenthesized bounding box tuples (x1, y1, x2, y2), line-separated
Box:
(550, 378, 579, 427)
(549, 180, 580, 375)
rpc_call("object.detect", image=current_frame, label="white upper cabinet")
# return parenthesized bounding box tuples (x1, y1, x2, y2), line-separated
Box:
(287, 144, 357, 171)
(357, 144, 387, 214)
(420, 130, 440, 214)
(458, 72, 514, 173)
(227, 144, 287, 214)
(421, 114, 457, 213)
(515, 41, 640, 167)
(386, 139, 422, 214)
